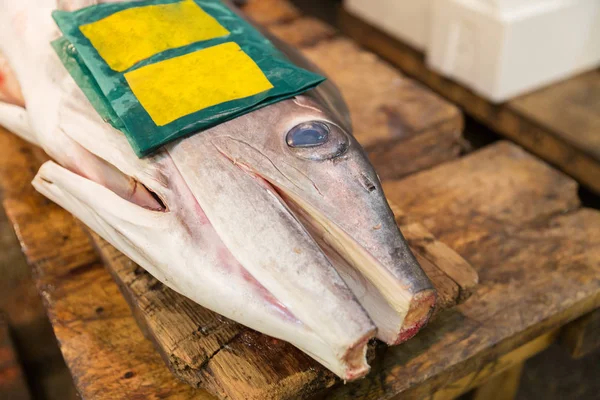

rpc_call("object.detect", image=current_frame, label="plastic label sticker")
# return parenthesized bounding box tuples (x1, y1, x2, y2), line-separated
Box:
(125, 42, 273, 126)
(80, 0, 229, 72)
(52, 0, 326, 157)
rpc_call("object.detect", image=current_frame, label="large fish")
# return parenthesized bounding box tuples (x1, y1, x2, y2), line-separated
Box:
(0, 0, 435, 380)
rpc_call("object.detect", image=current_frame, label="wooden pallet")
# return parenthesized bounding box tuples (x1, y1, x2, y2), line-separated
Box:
(339, 9, 600, 194)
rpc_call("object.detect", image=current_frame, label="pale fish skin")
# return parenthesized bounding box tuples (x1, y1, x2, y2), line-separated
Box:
(0, 0, 436, 380)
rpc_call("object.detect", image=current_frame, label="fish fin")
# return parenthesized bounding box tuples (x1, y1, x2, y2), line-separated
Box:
(0, 102, 38, 145)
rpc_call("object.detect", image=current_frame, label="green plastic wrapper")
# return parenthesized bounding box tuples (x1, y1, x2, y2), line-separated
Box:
(52, 0, 326, 157)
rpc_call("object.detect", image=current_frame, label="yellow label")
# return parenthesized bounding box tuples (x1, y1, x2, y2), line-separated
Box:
(80, 0, 229, 72)
(124, 42, 274, 126)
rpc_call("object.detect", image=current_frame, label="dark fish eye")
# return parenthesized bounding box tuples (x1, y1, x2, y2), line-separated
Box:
(286, 122, 330, 148)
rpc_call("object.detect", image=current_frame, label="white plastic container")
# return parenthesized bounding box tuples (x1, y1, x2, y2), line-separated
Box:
(427, 0, 600, 102)
(344, 0, 432, 50)
(344, 0, 600, 103)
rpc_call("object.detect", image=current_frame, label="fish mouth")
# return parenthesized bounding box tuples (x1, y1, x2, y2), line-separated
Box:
(274, 182, 435, 345)
(227, 161, 376, 378)
(232, 159, 435, 348)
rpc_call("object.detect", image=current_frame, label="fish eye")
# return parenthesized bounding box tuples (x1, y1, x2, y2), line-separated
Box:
(286, 122, 329, 148)
(285, 121, 349, 161)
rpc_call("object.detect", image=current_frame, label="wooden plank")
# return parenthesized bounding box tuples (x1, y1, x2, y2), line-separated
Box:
(0, 192, 65, 367)
(400, 222, 478, 303)
(4, 129, 600, 400)
(0, 2, 466, 397)
(429, 332, 553, 400)
(246, 6, 464, 181)
(0, 174, 79, 400)
(0, 130, 208, 400)
(90, 232, 335, 400)
(241, 0, 301, 26)
(509, 71, 600, 161)
(0, 314, 31, 400)
(84, 191, 475, 399)
(560, 308, 600, 359)
(382, 141, 580, 243)
(2, 2, 598, 399)
(267, 16, 337, 47)
(325, 142, 600, 399)
(388, 205, 476, 313)
(339, 10, 600, 193)
(2, 137, 600, 400)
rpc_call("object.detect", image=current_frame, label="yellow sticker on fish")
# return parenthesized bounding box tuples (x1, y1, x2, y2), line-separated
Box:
(124, 42, 274, 126)
(80, 0, 229, 72)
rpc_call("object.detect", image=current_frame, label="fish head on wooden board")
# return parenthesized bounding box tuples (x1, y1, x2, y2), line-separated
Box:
(188, 94, 437, 345)
(0, 0, 435, 381)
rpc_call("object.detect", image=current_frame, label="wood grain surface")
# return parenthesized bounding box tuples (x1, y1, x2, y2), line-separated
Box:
(324, 142, 600, 399)
(0, 130, 210, 400)
(509, 71, 600, 161)
(340, 10, 600, 193)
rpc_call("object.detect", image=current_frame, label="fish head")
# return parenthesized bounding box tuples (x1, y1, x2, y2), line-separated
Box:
(31, 90, 434, 379)
(195, 95, 436, 345)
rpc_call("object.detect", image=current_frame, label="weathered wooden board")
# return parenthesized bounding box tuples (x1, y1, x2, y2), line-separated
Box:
(247, 3, 464, 181)
(340, 10, 600, 193)
(471, 362, 525, 400)
(0, 176, 77, 400)
(3, 135, 600, 399)
(241, 0, 301, 25)
(0, 130, 209, 399)
(325, 142, 600, 399)
(0, 314, 31, 400)
(85, 197, 476, 400)
(509, 71, 600, 162)
(435, 330, 557, 400)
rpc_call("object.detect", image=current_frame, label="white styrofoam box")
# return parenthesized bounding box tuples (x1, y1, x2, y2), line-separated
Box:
(427, 0, 600, 102)
(344, 0, 433, 50)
